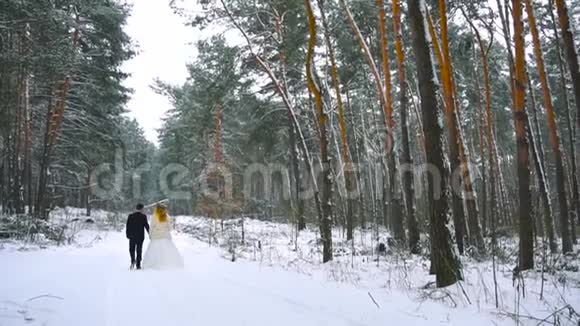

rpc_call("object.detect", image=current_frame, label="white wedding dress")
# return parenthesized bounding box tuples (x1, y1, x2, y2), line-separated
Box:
(142, 214, 184, 270)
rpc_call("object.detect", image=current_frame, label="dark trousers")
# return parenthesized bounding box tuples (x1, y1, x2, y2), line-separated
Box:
(129, 239, 144, 267)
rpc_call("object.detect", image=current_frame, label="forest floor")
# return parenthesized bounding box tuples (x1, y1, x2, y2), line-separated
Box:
(0, 208, 579, 326)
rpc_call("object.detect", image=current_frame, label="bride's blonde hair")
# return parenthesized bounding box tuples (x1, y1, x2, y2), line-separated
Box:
(154, 203, 168, 223)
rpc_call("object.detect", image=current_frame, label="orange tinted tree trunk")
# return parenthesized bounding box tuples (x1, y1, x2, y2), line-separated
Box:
(426, 12, 467, 254)
(393, 0, 419, 252)
(461, 8, 500, 237)
(524, 0, 572, 253)
(377, 0, 405, 243)
(340, 0, 398, 242)
(305, 0, 333, 263)
(408, 0, 462, 287)
(317, 0, 356, 241)
(553, 0, 580, 132)
(547, 0, 578, 244)
(513, 0, 534, 270)
(433, 2, 485, 254)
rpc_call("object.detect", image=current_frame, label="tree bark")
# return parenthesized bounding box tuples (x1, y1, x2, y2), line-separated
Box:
(553, 0, 580, 132)
(408, 0, 462, 287)
(524, 0, 572, 253)
(393, 0, 419, 253)
(548, 0, 579, 243)
(23, 68, 32, 214)
(426, 12, 467, 254)
(495, 0, 520, 230)
(469, 37, 489, 234)
(377, 0, 405, 243)
(341, 0, 401, 241)
(437, 1, 485, 255)
(462, 9, 501, 240)
(318, 0, 356, 241)
(513, 0, 534, 270)
(290, 120, 306, 231)
(305, 0, 333, 263)
(13, 42, 25, 215)
(527, 74, 557, 252)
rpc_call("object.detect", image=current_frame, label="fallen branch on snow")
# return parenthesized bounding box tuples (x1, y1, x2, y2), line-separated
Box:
(368, 292, 380, 309)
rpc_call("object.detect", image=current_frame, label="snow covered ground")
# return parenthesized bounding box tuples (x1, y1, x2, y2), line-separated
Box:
(1, 208, 579, 325)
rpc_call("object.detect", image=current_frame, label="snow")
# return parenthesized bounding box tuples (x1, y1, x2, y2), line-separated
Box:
(1, 232, 420, 326)
(1, 208, 579, 326)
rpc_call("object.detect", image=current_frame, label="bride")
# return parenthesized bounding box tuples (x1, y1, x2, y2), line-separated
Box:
(142, 203, 184, 269)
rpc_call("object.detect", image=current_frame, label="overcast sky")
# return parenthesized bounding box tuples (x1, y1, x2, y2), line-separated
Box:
(121, 0, 197, 144)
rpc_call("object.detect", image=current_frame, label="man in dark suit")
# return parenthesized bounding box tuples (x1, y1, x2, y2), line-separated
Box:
(126, 203, 149, 270)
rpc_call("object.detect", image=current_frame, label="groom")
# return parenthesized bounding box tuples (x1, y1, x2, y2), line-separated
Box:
(126, 203, 149, 270)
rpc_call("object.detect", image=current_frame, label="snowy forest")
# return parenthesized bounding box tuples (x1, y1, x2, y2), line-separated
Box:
(1, 0, 580, 325)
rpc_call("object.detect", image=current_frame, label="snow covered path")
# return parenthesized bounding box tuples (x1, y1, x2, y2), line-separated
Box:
(0, 232, 524, 326)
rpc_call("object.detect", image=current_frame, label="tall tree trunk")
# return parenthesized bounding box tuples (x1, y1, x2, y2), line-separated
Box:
(393, 0, 419, 252)
(426, 12, 467, 254)
(437, 0, 485, 254)
(305, 0, 333, 263)
(548, 0, 579, 242)
(23, 70, 32, 214)
(493, 0, 532, 229)
(470, 38, 489, 234)
(290, 119, 306, 231)
(377, 0, 406, 243)
(0, 54, 6, 214)
(478, 99, 488, 232)
(13, 49, 25, 215)
(426, 4, 485, 254)
(340, 0, 400, 240)
(495, 0, 520, 229)
(19, 23, 32, 215)
(462, 8, 501, 240)
(527, 74, 558, 252)
(408, 0, 462, 287)
(36, 96, 54, 218)
(318, 0, 356, 241)
(524, 0, 572, 253)
(513, 0, 534, 270)
(553, 0, 580, 132)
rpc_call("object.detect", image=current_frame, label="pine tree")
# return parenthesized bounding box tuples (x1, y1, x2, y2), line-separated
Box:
(513, 0, 534, 270)
(392, 0, 419, 253)
(524, 0, 573, 253)
(408, 0, 463, 287)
